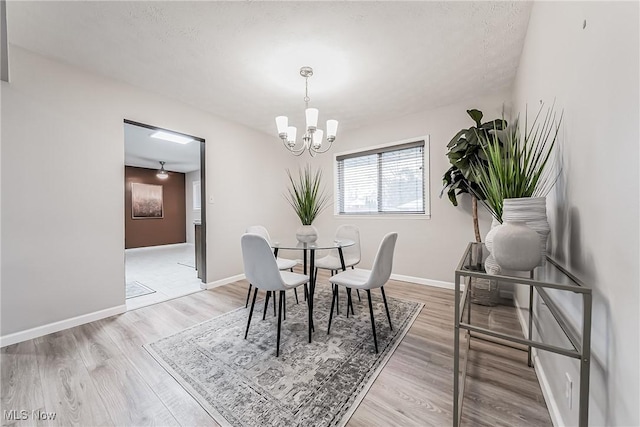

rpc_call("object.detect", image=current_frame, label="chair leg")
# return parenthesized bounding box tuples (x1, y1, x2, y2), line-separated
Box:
(283, 291, 286, 321)
(276, 291, 284, 357)
(294, 288, 299, 304)
(305, 284, 312, 343)
(304, 284, 308, 302)
(273, 290, 277, 317)
(245, 287, 258, 339)
(245, 283, 252, 308)
(366, 290, 379, 353)
(328, 283, 337, 334)
(336, 286, 340, 315)
(381, 286, 393, 330)
(263, 291, 270, 320)
(347, 288, 354, 316)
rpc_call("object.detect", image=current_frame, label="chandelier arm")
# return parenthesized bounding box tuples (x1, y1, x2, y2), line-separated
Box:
(282, 138, 307, 155)
(310, 139, 334, 154)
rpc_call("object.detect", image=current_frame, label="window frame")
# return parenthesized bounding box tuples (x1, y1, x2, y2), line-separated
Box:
(333, 135, 431, 219)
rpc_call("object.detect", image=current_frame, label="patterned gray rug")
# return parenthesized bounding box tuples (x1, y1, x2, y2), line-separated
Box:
(145, 285, 423, 427)
(125, 281, 155, 299)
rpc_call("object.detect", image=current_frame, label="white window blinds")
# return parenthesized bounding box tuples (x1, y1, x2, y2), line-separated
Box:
(337, 140, 426, 214)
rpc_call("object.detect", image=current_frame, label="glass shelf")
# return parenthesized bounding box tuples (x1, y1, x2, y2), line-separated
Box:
(453, 242, 592, 427)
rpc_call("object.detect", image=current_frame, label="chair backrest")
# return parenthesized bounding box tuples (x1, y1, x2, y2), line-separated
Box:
(246, 225, 272, 243)
(241, 233, 284, 291)
(366, 232, 398, 289)
(336, 224, 361, 263)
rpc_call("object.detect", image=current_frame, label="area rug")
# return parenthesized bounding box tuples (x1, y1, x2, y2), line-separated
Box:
(145, 285, 423, 427)
(125, 281, 155, 299)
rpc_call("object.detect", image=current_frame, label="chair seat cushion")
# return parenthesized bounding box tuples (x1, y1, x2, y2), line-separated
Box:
(280, 271, 309, 288)
(329, 268, 373, 289)
(276, 257, 297, 270)
(315, 255, 359, 270)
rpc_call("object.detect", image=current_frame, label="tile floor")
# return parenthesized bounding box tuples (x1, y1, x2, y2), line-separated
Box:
(125, 243, 203, 310)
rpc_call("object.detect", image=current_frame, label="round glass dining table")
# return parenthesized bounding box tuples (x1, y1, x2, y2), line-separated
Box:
(270, 238, 355, 342)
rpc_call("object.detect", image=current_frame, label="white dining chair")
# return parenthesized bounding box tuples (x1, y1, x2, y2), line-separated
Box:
(245, 225, 299, 310)
(315, 224, 361, 272)
(314, 224, 362, 314)
(242, 233, 310, 357)
(328, 232, 398, 353)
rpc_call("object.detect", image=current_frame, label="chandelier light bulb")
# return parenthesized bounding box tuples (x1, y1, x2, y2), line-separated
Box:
(312, 129, 324, 149)
(305, 108, 319, 131)
(275, 116, 288, 136)
(286, 126, 297, 146)
(326, 120, 339, 139)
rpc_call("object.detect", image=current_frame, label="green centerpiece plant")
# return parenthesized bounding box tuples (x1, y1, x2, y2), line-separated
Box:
(285, 164, 331, 243)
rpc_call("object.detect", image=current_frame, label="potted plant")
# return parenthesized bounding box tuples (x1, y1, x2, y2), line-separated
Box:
(471, 105, 562, 223)
(442, 109, 507, 244)
(471, 104, 562, 272)
(285, 164, 331, 243)
(442, 109, 507, 305)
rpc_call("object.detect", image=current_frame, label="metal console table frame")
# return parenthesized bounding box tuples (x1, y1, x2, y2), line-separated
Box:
(453, 242, 592, 427)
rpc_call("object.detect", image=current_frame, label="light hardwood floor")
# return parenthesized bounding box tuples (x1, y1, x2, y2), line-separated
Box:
(1, 272, 552, 426)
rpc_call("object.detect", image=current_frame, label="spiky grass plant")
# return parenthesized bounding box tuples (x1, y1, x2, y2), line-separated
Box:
(285, 164, 331, 225)
(472, 104, 563, 222)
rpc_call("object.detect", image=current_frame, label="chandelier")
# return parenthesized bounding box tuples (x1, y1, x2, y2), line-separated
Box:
(156, 161, 169, 179)
(275, 66, 339, 156)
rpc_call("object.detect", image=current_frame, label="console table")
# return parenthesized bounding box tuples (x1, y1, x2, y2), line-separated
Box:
(453, 242, 592, 427)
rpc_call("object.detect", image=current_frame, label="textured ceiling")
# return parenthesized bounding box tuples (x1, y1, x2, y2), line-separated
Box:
(6, 1, 532, 137)
(124, 123, 201, 173)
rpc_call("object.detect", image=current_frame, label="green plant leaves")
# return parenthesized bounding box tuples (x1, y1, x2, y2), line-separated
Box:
(467, 109, 483, 127)
(284, 164, 331, 225)
(470, 104, 562, 222)
(441, 109, 503, 206)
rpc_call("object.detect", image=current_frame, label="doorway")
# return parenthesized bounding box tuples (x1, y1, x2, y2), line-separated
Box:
(123, 120, 206, 310)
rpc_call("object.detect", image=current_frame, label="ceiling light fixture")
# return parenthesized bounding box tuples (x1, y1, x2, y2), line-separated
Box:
(150, 130, 194, 145)
(157, 161, 169, 179)
(275, 66, 338, 156)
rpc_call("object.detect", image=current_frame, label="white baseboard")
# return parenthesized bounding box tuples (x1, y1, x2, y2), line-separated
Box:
(203, 272, 458, 292)
(390, 273, 465, 290)
(0, 304, 127, 348)
(513, 297, 564, 427)
(202, 274, 246, 290)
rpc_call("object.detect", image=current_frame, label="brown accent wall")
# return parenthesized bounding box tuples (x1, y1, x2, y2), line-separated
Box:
(125, 166, 186, 249)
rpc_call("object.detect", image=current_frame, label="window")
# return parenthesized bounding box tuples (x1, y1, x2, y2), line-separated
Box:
(336, 138, 429, 215)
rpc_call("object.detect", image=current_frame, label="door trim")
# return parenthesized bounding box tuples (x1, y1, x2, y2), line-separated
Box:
(123, 119, 207, 283)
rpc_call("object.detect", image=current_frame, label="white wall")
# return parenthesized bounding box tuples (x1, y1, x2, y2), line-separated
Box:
(185, 169, 201, 244)
(303, 90, 510, 283)
(1, 46, 294, 339)
(512, 2, 639, 426)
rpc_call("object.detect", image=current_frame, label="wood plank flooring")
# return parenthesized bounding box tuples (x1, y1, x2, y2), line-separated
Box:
(1, 272, 552, 426)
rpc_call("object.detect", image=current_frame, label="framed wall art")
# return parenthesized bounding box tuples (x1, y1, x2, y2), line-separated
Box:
(132, 182, 164, 219)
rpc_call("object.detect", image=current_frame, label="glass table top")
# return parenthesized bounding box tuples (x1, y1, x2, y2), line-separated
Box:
(271, 239, 355, 250)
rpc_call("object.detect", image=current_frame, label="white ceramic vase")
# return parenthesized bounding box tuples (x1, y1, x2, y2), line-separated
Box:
(492, 221, 542, 271)
(296, 224, 318, 243)
(502, 197, 550, 266)
(484, 254, 502, 275)
(484, 218, 501, 254)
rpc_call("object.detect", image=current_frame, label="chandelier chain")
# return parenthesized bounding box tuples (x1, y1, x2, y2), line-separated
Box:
(304, 77, 310, 107)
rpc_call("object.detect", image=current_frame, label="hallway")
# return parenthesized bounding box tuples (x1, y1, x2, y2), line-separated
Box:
(125, 243, 202, 310)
